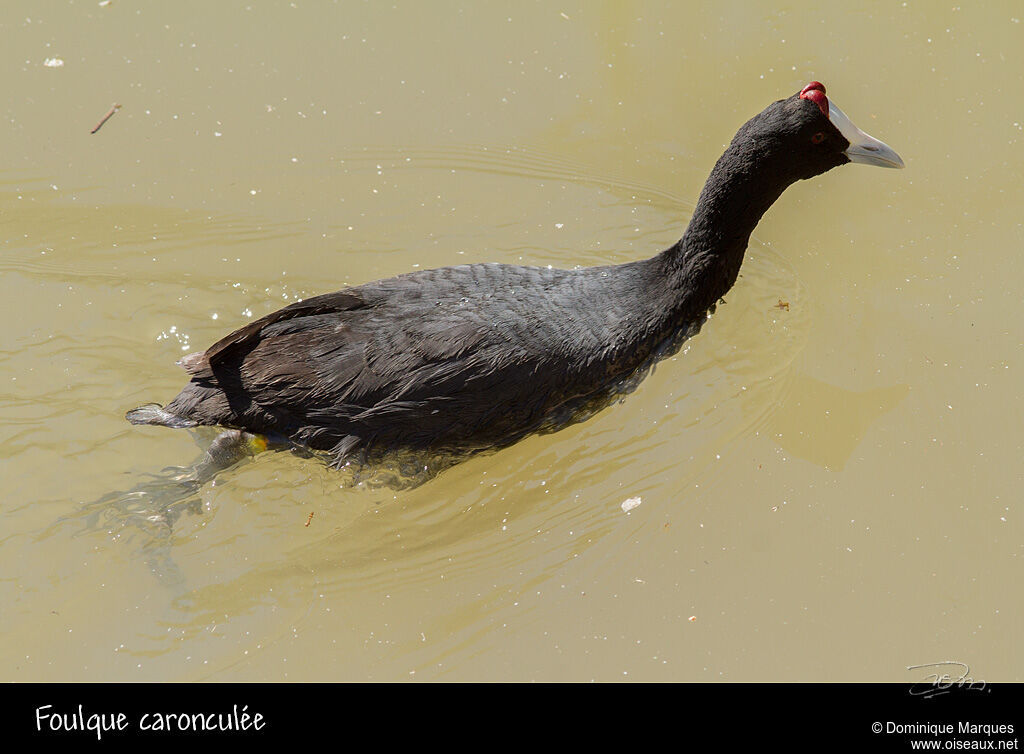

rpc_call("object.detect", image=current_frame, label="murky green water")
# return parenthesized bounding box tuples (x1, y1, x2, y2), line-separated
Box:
(2, 1, 1021, 681)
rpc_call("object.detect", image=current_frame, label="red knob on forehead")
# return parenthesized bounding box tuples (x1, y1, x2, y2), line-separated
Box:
(799, 82, 829, 117)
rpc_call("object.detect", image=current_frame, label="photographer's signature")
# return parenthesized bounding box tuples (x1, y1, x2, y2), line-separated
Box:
(907, 661, 986, 698)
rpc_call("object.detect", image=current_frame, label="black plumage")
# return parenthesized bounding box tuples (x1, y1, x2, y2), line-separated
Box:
(128, 84, 902, 467)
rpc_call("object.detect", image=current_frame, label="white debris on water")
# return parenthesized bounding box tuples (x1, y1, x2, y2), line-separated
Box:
(620, 496, 642, 513)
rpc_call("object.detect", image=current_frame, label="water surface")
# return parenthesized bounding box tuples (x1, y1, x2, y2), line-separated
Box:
(2, 1, 1021, 682)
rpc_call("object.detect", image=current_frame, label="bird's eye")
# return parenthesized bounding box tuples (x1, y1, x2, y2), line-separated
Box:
(811, 132, 826, 145)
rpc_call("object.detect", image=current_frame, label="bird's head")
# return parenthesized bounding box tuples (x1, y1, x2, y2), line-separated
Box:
(734, 81, 904, 181)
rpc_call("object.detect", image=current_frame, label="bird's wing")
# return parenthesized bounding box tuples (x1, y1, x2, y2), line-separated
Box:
(195, 268, 530, 419)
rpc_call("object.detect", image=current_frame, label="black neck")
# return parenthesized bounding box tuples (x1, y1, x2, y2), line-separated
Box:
(657, 139, 798, 320)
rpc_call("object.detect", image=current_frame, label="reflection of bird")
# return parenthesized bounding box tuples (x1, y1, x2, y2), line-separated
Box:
(129, 82, 902, 469)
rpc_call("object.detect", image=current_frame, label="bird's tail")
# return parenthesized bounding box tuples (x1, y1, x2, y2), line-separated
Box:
(125, 403, 198, 428)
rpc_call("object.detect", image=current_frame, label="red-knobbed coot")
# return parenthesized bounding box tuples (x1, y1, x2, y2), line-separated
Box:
(128, 82, 903, 471)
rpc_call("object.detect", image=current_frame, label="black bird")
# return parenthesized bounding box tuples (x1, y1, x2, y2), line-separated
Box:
(128, 82, 903, 472)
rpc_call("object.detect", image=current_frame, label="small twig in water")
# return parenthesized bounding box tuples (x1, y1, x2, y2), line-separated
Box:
(305, 512, 314, 527)
(90, 103, 121, 134)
